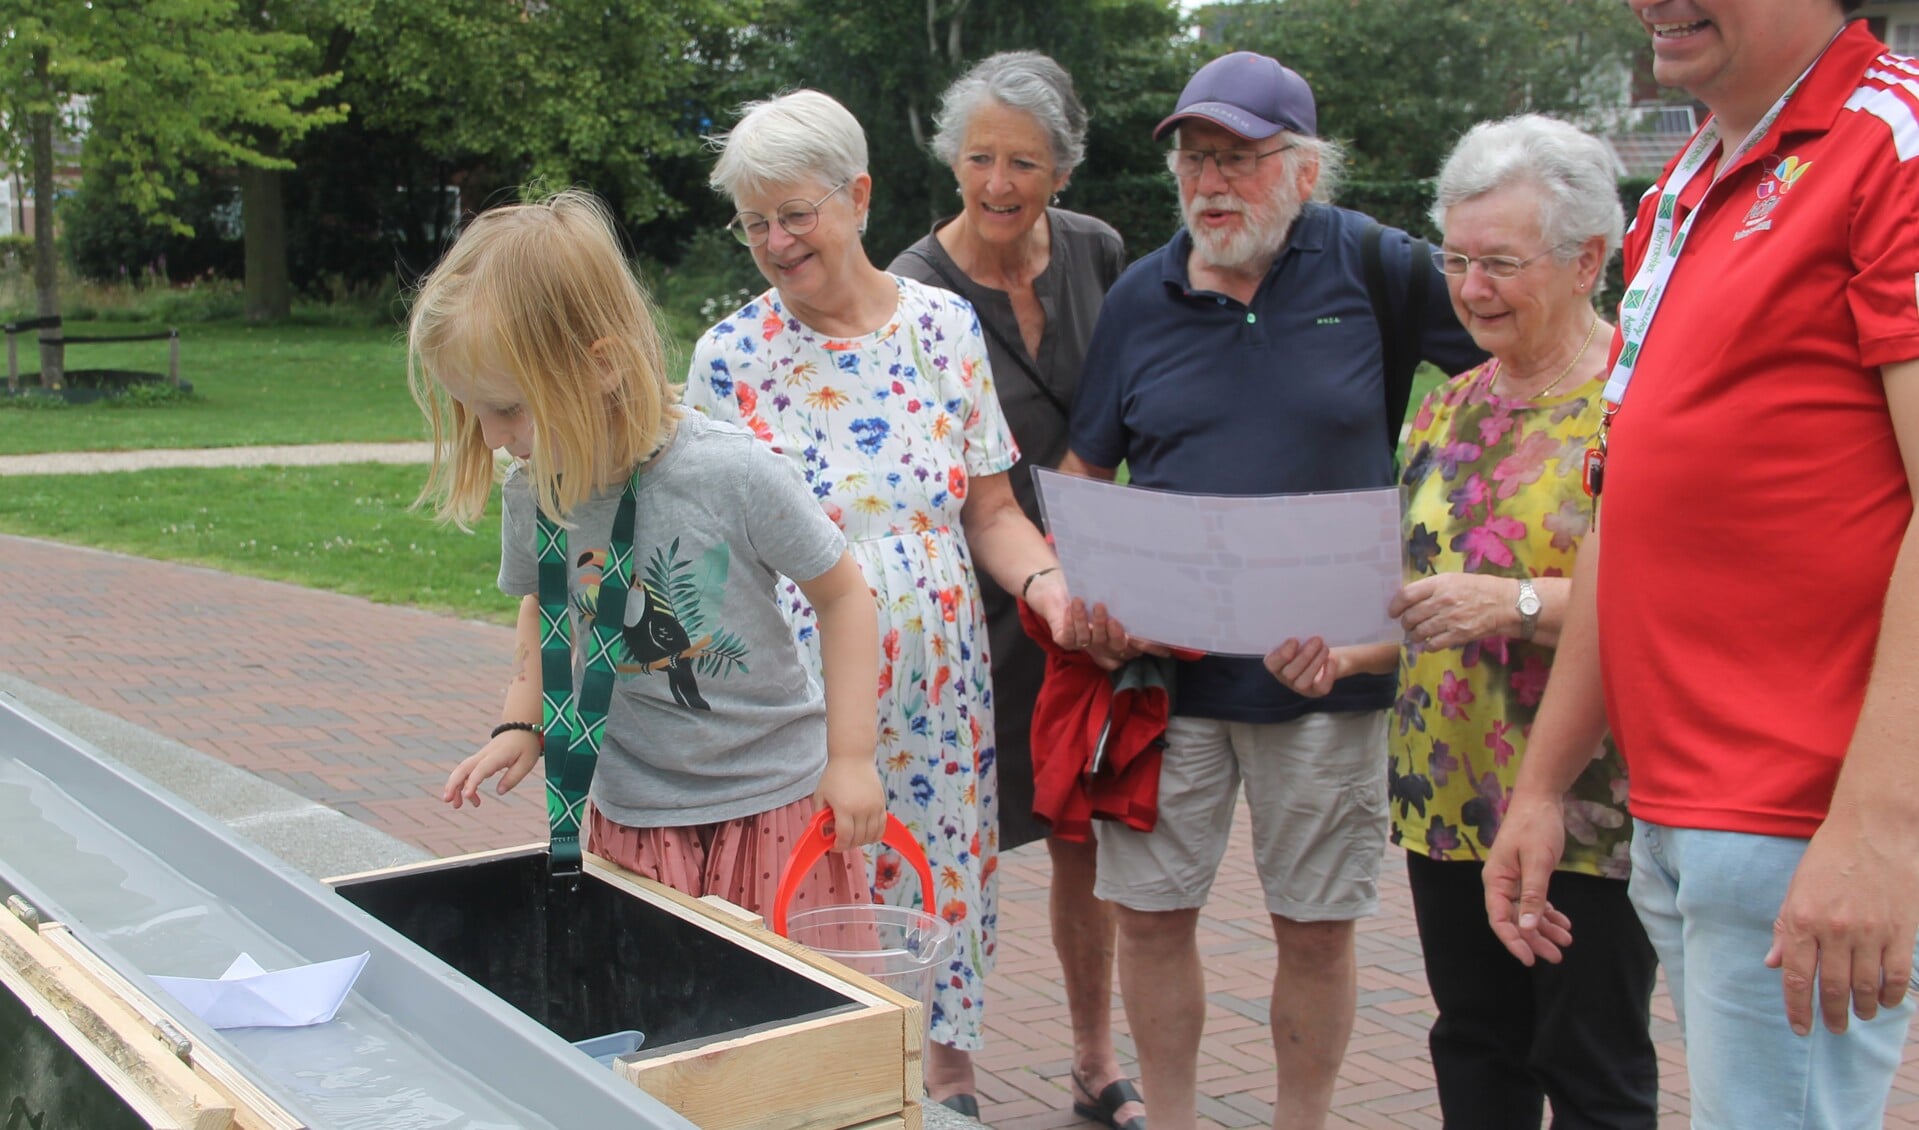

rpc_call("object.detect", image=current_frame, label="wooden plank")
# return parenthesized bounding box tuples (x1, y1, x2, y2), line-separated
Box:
(620, 1004, 906, 1130)
(323, 842, 542, 886)
(1, 961, 181, 1129)
(586, 855, 926, 1123)
(35, 925, 305, 1130)
(841, 1116, 909, 1130)
(0, 916, 228, 1130)
(584, 854, 917, 1010)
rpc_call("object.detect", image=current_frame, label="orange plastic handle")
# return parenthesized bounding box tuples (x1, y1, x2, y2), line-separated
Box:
(770, 809, 934, 937)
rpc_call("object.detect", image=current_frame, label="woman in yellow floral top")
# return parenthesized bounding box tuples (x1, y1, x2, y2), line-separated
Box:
(1266, 115, 1657, 1128)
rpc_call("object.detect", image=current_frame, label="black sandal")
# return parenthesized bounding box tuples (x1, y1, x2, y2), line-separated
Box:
(938, 1092, 981, 1118)
(1072, 1072, 1147, 1130)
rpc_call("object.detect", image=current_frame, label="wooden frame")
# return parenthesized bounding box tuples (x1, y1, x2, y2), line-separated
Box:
(329, 845, 923, 1130)
(0, 908, 270, 1129)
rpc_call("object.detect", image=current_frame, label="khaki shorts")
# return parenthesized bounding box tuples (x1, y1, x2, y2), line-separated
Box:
(1094, 711, 1389, 921)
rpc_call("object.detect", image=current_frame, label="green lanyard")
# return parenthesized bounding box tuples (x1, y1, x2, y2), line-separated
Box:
(536, 473, 638, 875)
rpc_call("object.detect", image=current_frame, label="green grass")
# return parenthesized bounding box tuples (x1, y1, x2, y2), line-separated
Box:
(2, 317, 705, 456)
(0, 463, 517, 624)
(2, 320, 419, 455)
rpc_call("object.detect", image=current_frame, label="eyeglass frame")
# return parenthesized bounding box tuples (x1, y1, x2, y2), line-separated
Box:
(727, 182, 848, 247)
(1164, 143, 1296, 181)
(1430, 246, 1570, 281)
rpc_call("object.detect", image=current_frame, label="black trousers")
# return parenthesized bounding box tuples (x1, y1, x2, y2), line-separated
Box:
(1406, 851, 1659, 1130)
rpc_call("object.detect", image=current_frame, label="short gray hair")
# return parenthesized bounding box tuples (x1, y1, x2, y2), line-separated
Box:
(708, 90, 869, 201)
(932, 51, 1088, 173)
(1430, 114, 1624, 261)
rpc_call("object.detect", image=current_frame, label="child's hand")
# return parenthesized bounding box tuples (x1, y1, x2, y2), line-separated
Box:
(443, 731, 541, 809)
(814, 760, 886, 851)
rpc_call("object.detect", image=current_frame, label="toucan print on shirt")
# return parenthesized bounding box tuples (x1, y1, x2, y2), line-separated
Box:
(570, 539, 748, 713)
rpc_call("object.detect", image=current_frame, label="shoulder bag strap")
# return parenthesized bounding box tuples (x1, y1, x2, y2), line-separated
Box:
(897, 246, 1072, 422)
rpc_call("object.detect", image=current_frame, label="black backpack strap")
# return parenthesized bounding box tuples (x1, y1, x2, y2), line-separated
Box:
(1362, 221, 1429, 458)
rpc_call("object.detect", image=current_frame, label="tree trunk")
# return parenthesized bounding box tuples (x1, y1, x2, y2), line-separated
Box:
(241, 163, 290, 323)
(30, 46, 62, 390)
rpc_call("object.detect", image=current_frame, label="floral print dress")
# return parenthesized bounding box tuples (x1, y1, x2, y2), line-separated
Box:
(684, 275, 1017, 1050)
(1393, 361, 1631, 879)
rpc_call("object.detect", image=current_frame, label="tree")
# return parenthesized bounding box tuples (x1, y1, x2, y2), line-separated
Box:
(0, 0, 344, 383)
(741, 0, 1190, 262)
(1209, 0, 1648, 234)
(345, 0, 759, 232)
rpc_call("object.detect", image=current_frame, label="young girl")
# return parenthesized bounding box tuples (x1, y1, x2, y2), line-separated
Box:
(408, 190, 884, 915)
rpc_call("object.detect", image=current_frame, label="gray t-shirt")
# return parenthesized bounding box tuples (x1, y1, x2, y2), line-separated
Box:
(498, 412, 847, 827)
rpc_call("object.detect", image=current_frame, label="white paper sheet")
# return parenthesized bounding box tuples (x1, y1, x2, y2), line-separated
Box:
(1033, 469, 1402, 656)
(152, 951, 369, 1029)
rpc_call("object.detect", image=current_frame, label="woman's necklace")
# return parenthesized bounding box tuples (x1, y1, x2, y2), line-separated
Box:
(1496, 315, 1600, 401)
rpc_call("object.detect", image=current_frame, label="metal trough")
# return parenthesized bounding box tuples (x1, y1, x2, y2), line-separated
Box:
(0, 693, 700, 1128)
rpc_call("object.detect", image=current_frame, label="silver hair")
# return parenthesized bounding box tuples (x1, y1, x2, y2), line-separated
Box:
(931, 51, 1088, 173)
(1429, 113, 1624, 261)
(1289, 135, 1346, 204)
(707, 89, 869, 201)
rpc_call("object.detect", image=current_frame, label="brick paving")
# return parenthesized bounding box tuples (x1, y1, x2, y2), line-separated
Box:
(5, 529, 1918, 1128)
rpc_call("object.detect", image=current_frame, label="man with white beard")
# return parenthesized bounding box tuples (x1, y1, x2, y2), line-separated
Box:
(1059, 52, 1481, 1130)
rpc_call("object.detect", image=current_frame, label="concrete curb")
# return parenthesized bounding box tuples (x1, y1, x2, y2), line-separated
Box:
(0, 673, 427, 880)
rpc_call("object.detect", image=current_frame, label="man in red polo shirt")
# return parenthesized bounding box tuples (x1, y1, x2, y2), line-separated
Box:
(1485, 0, 1919, 1124)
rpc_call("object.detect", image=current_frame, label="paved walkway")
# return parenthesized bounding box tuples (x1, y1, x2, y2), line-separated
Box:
(0, 441, 433, 476)
(4, 524, 1919, 1128)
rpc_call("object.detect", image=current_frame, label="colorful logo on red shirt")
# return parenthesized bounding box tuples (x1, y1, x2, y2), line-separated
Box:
(1738, 154, 1812, 240)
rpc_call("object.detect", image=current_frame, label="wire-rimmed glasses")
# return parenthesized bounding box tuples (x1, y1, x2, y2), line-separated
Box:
(727, 183, 848, 247)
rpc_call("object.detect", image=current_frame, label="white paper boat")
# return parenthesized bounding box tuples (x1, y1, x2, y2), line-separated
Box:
(152, 951, 369, 1029)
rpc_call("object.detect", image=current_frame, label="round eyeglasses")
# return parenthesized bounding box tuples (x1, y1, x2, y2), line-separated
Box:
(727, 183, 848, 247)
(1431, 247, 1565, 280)
(1164, 144, 1294, 180)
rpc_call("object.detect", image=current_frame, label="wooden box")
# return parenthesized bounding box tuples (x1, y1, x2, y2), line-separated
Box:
(329, 845, 923, 1130)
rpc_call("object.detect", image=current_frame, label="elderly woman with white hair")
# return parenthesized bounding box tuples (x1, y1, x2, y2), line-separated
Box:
(684, 89, 1097, 1117)
(1266, 114, 1658, 1127)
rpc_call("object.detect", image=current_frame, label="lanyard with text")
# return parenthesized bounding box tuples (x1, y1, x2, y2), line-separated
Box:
(1584, 66, 1816, 501)
(536, 473, 639, 878)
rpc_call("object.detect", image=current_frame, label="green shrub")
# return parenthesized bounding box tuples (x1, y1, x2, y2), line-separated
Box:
(103, 381, 198, 408)
(642, 226, 766, 333)
(0, 236, 32, 273)
(291, 274, 406, 328)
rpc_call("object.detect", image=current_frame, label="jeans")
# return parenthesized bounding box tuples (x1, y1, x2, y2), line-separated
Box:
(1629, 819, 1917, 1129)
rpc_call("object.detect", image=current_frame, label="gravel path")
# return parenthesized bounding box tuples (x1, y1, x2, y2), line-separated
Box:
(0, 441, 434, 476)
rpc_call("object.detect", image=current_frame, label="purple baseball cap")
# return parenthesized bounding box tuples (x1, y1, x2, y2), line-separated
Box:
(1153, 51, 1317, 142)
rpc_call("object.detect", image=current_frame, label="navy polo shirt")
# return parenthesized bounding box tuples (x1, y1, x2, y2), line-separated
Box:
(1070, 202, 1485, 724)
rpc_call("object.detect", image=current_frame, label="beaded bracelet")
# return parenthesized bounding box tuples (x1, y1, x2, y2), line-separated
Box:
(490, 720, 544, 751)
(1020, 566, 1060, 601)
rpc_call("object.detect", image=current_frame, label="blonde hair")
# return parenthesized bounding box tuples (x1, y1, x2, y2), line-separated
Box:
(408, 189, 676, 527)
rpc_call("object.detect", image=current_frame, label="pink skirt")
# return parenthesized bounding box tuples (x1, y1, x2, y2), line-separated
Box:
(587, 796, 869, 919)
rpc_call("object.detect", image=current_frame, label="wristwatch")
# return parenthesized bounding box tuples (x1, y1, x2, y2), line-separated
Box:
(1515, 578, 1541, 641)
